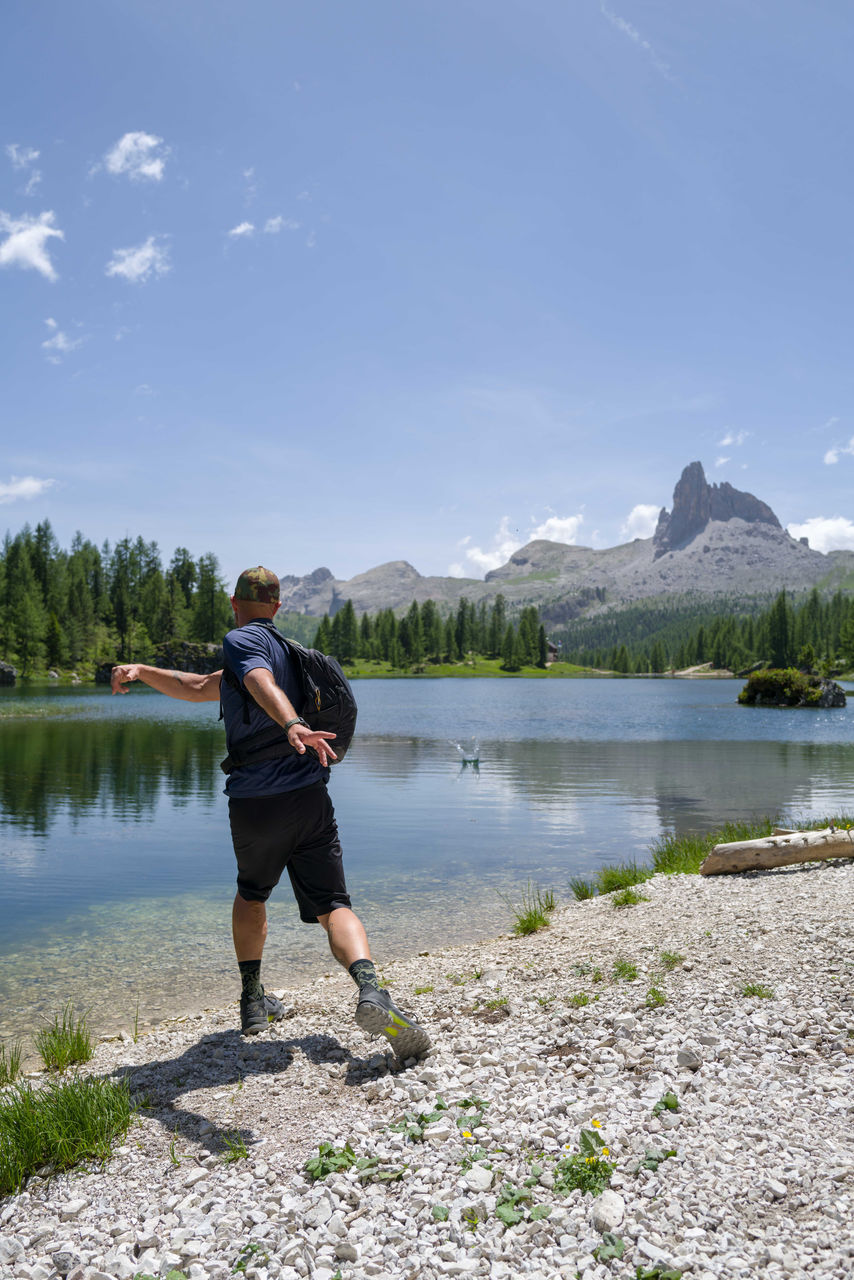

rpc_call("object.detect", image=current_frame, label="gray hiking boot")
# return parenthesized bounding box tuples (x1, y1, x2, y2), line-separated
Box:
(355, 987, 431, 1060)
(240, 989, 285, 1035)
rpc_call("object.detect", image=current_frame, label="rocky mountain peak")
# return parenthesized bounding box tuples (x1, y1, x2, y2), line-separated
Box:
(653, 461, 781, 559)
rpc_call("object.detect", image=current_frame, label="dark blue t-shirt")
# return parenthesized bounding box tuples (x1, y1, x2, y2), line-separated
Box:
(221, 620, 327, 799)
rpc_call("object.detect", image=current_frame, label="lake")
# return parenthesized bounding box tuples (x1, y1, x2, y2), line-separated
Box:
(1, 677, 852, 1045)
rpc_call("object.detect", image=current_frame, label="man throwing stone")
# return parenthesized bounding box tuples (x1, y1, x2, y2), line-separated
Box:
(111, 565, 430, 1060)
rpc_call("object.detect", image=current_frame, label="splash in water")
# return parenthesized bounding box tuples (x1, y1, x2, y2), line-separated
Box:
(452, 738, 480, 764)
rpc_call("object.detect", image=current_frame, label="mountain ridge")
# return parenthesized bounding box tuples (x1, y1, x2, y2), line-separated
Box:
(278, 463, 854, 623)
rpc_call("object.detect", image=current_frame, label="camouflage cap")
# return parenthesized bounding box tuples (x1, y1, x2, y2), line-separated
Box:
(233, 566, 280, 604)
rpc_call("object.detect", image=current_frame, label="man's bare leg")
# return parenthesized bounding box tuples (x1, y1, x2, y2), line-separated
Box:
(232, 893, 267, 962)
(318, 906, 371, 969)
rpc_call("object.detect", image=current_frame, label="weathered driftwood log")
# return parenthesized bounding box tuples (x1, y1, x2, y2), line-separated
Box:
(700, 826, 854, 875)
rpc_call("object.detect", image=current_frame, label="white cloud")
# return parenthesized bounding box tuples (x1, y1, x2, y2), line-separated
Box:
(103, 131, 169, 181)
(228, 221, 255, 237)
(306, 229, 317, 248)
(264, 215, 299, 234)
(531, 513, 585, 543)
(823, 435, 854, 465)
(718, 430, 749, 447)
(0, 475, 55, 505)
(450, 511, 585, 576)
(715, 455, 730, 468)
(6, 143, 42, 194)
(105, 235, 170, 283)
(787, 516, 854, 553)
(599, 2, 672, 79)
(42, 318, 84, 362)
(6, 143, 39, 169)
(0, 210, 64, 280)
(620, 503, 660, 540)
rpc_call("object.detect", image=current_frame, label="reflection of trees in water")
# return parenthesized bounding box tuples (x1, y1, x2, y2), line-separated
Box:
(0, 719, 222, 835)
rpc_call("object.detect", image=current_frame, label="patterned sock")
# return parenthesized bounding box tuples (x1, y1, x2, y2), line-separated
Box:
(239, 959, 263, 1001)
(348, 958, 380, 992)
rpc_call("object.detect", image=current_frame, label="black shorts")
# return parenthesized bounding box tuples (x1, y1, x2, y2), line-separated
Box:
(228, 781, 351, 923)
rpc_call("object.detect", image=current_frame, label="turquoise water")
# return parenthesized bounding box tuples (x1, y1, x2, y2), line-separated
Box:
(1, 678, 852, 1043)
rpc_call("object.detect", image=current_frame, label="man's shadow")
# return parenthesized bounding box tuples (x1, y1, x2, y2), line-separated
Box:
(112, 1028, 405, 1157)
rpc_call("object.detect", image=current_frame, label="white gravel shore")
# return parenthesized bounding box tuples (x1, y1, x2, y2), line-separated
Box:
(2, 861, 853, 1280)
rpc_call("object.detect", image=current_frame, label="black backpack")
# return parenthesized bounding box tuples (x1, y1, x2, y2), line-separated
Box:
(220, 624, 358, 774)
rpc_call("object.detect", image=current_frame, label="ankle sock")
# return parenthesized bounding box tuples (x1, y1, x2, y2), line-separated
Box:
(348, 958, 380, 992)
(239, 959, 263, 1001)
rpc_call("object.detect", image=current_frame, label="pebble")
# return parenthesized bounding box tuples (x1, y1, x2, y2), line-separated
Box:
(3, 864, 853, 1280)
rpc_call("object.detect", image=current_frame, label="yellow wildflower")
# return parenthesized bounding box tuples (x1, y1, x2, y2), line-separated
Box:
(590, 1118, 602, 1129)
(462, 1130, 472, 1138)
(601, 1147, 610, 1157)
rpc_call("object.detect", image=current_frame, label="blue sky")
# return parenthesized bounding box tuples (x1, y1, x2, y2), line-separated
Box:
(2, 0, 853, 588)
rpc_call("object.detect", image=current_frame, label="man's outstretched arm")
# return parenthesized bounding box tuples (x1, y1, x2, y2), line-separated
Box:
(111, 664, 223, 702)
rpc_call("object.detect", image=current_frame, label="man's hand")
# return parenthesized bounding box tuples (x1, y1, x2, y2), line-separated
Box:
(287, 723, 338, 767)
(111, 664, 141, 694)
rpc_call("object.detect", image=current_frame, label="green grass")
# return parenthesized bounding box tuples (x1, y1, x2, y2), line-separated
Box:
(568, 992, 590, 1008)
(661, 951, 685, 970)
(221, 1131, 249, 1162)
(569, 876, 596, 900)
(35, 1004, 93, 1072)
(414, 985, 433, 995)
(613, 959, 639, 981)
(645, 986, 667, 1008)
(0, 1075, 133, 1196)
(503, 882, 557, 936)
(742, 982, 775, 999)
(596, 861, 654, 895)
(340, 656, 596, 680)
(612, 887, 650, 909)
(0, 1040, 23, 1086)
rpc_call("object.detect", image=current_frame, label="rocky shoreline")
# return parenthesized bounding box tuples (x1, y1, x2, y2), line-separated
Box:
(2, 863, 853, 1280)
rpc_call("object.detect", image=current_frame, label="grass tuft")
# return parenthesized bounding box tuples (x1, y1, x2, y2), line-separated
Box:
(569, 877, 596, 901)
(35, 1004, 93, 1072)
(568, 992, 590, 1008)
(0, 1075, 133, 1196)
(0, 1040, 23, 1086)
(742, 982, 775, 999)
(645, 986, 667, 1008)
(612, 887, 650, 909)
(613, 959, 639, 982)
(660, 951, 685, 970)
(503, 882, 557, 936)
(596, 862, 653, 895)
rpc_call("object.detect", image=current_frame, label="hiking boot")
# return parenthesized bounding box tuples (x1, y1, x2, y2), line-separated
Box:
(240, 988, 285, 1035)
(355, 987, 431, 1060)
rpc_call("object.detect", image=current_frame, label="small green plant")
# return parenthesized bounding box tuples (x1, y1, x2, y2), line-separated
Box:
(233, 1243, 269, 1274)
(0, 1040, 23, 1086)
(431, 1203, 450, 1221)
(502, 882, 556, 936)
(612, 887, 649, 908)
(633, 1147, 676, 1173)
(304, 1140, 359, 1179)
(495, 1181, 533, 1226)
(596, 861, 653, 895)
(613, 959, 638, 981)
(221, 1131, 249, 1162)
(414, 985, 433, 995)
(572, 961, 591, 976)
(168, 1134, 181, 1166)
(652, 1092, 680, 1117)
(645, 986, 666, 1008)
(568, 992, 590, 1008)
(536, 994, 555, 1008)
(553, 1127, 614, 1196)
(0, 1075, 133, 1196)
(592, 967, 604, 983)
(635, 1268, 683, 1280)
(570, 877, 596, 900)
(462, 1207, 480, 1232)
(35, 1004, 93, 1072)
(388, 1097, 450, 1143)
(132, 996, 141, 1044)
(742, 982, 775, 999)
(660, 951, 685, 970)
(594, 1233, 625, 1261)
(135, 1272, 189, 1280)
(483, 995, 508, 1011)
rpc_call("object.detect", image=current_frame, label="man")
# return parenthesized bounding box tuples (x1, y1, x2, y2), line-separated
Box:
(111, 566, 430, 1060)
